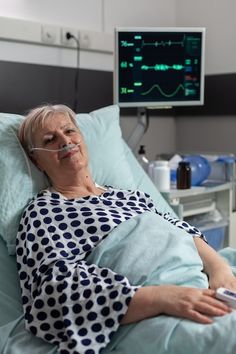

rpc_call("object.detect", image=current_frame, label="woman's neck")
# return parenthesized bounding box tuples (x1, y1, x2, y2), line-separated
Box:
(51, 172, 104, 199)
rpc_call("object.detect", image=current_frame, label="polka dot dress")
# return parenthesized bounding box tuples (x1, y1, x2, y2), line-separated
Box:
(16, 187, 204, 354)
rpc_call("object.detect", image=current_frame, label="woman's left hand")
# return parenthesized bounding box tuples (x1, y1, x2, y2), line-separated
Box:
(194, 237, 236, 292)
(208, 269, 236, 292)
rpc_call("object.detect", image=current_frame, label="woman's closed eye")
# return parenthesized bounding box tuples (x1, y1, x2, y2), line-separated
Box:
(43, 134, 56, 145)
(65, 128, 77, 135)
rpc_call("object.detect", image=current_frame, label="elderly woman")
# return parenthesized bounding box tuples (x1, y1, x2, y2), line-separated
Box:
(17, 104, 236, 354)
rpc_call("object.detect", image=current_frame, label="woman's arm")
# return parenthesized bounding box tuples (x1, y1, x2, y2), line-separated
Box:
(122, 238, 236, 326)
(194, 237, 236, 291)
(121, 285, 231, 325)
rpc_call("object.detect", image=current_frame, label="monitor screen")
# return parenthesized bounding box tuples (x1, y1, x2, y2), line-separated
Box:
(114, 27, 206, 108)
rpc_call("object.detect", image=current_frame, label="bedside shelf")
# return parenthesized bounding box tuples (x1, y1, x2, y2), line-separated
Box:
(161, 182, 234, 249)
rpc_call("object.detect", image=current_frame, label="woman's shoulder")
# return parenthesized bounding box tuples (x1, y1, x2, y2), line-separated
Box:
(24, 188, 60, 209)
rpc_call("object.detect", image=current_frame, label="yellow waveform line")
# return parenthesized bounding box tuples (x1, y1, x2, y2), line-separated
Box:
(141, 84, 185, 98)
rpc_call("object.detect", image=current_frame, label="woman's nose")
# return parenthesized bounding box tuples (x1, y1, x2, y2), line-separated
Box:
(58, 133, 71, 147)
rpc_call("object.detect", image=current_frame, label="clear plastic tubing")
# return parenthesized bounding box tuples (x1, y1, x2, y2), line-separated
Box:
(30, 142, 81, 153)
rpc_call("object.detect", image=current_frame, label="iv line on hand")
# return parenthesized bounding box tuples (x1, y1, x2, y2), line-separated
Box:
(30, 142, 81, 153)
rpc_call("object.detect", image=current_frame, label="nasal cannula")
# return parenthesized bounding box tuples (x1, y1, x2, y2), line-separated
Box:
(30, 142, 81, 153)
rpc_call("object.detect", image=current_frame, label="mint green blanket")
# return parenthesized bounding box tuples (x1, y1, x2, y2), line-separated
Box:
(90, 212, 236, 354)
(1, 212, 236, 354)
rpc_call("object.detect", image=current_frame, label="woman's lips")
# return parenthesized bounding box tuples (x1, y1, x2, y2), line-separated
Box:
(61, 148, 78, 159)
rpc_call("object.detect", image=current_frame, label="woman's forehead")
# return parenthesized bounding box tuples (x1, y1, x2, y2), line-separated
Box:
(40, 113, 77, 131)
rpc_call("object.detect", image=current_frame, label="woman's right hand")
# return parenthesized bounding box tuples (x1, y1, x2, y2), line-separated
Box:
(121, 285, 231, 325)
(153, 285, 231, 324)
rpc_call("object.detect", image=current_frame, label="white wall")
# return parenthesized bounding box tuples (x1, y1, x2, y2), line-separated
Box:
(176, 0, 236, 75)
(0, 0, 103, 31)
(175, 0, 236, 156)
(0, 0, 176, 33)
(104, 0, 176, 32)
(0, 0, 111, 71)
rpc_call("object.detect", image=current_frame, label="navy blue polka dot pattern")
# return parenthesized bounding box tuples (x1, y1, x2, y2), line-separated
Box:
(16, 186, 204, 354)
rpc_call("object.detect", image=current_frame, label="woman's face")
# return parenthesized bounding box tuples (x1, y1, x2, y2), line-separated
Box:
(32, 113, 88, 180)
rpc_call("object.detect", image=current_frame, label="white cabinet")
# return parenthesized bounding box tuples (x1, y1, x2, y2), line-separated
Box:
(161, 183, 234, 249)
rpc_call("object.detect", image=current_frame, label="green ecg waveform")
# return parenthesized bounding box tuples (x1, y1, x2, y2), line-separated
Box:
(120, 37, 186, 49)
(141, 64, 184, 71)
(141, 84, 185, 98)
(142, 39, 185, 47)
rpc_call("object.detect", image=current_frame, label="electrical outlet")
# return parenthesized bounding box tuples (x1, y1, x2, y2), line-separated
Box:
(61, 28, 78, 47)
(41, 25, 57, 44)
(79, 31, 91, 49)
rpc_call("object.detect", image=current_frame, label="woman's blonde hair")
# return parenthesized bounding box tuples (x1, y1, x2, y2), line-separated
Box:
(18, 104, 77, 155)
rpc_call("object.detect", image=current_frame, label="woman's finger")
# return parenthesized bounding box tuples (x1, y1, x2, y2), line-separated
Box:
(187, 309, 213, 324)
(195, 301, 230, 317)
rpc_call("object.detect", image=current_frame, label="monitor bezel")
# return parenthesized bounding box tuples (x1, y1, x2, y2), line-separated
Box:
(114, 27, 206, 108)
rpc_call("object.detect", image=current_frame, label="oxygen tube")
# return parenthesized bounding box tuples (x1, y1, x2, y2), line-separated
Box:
(30, 142, 81, 153)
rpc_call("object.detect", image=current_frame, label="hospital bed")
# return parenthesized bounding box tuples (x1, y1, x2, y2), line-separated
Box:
(1, 105, 236, 354)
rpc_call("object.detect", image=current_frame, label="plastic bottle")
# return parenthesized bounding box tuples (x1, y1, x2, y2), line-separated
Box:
(153, 160, 170, 191)
(137, 145, 149, 172)
(177, 161, 191, 189)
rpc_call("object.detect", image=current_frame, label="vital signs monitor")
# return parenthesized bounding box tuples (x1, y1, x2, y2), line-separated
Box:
(114, 27, 206, 108)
